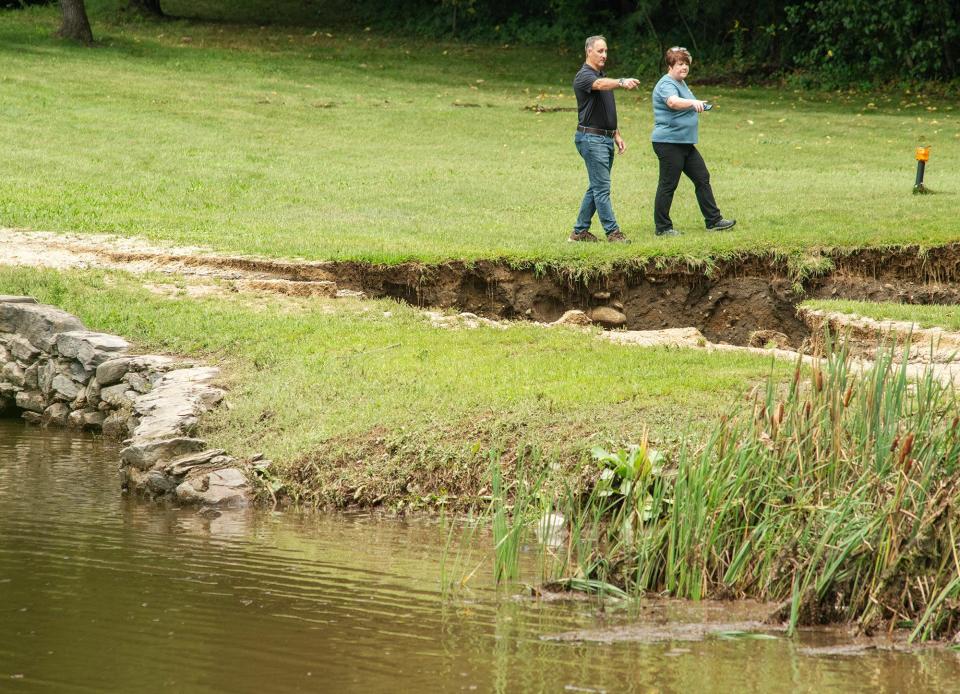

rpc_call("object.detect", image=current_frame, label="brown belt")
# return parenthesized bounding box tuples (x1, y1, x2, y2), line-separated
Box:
(577, 125, 616, 136)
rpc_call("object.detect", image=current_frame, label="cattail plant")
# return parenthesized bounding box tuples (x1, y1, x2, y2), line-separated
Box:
(480, 337, 960, 641)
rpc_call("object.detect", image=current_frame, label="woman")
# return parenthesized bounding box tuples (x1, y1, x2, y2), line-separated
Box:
(650, 46, 735, 237)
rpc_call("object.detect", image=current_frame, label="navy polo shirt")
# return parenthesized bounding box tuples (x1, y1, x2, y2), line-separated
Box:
(573, 64, 617, 131)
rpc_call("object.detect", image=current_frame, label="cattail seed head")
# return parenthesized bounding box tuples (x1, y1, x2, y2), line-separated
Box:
(843, 384, 854, 407)
(898, 433, 915, 467)
(774, 401, 785, 427)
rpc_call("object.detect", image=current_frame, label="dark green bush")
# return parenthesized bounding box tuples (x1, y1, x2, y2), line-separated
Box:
(785, 0, 960, 84)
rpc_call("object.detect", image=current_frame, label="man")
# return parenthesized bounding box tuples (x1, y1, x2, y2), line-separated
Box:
(570, 35, 640, 243)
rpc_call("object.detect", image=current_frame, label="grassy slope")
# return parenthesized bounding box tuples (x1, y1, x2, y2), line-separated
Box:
(804, 299, 960, 331)
(0, 266, 784, 506)
(1, 6, 958, 269)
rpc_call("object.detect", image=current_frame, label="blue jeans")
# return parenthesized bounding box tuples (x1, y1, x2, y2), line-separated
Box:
(574, 131, 618, 234)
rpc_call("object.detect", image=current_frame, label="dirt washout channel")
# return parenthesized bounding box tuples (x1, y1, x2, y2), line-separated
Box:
(5, 231, 960, 346)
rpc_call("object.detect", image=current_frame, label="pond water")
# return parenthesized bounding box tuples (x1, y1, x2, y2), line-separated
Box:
(2, 419, 960, 693)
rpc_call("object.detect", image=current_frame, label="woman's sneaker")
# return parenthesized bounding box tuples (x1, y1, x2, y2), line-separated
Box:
(706, 219, 736, 231)
(568, 229, 599, 242)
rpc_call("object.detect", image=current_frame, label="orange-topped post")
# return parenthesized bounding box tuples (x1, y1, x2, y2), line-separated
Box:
(914, 146, 931, 193)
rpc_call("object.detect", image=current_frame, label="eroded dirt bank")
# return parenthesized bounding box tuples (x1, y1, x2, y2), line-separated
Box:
(6, 230, 960, 346)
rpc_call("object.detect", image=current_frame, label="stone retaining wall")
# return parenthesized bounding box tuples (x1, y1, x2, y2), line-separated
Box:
(0, 296, 255, 507)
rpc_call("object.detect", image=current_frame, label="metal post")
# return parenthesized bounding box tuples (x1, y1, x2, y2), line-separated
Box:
(914, 146, 930, 194)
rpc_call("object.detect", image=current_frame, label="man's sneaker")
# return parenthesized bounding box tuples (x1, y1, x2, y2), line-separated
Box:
(606, 229, 631, 243)
(568, 229, 599, 242)
(655, 228, 682, 237)
(706, 218, 736, 231)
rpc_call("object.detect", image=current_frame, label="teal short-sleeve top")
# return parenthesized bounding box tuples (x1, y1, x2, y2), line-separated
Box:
(651, 74, 698, 143)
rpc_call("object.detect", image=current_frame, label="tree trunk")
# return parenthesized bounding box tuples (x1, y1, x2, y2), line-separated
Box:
(57, 0, 93, 44)
(127, 0, 164, 18)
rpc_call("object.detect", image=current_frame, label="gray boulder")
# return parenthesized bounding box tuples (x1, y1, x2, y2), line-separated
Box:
(0, 301, 84, 352)
(15, 390, 46, 413)
(56, 331, 130, 368)
(125, 371, 152, 394)
(120, 437, 207, 471)
(67, 360, 93, 383)
(164, 448, 226, 477)
(23, 362, 39, 390)
(66, 409, 85, 428)
(67, 408, 105, 431)
(96, 357, 133, 386)
(175, 468, 251, 507)
(51, 374, 81, 400)
(81, 410, 106, 432)
(42, 402, 71, 427)
(100, 383, 136, 409)
(38, 359, 56, 395)
(101, 410, 132, 439)
(85, 378, 101, 407)
(145, 470, 176, 495)
(132, 367, 223, 440)
(9, 335, 41, 362)
(2, 361, 25, 388)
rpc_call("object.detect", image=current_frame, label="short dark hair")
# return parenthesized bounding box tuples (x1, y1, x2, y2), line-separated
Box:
(665, 46, 692, 67)
(585, 35, 606, 54)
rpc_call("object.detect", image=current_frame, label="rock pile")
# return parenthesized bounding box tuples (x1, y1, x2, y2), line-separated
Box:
(0, 296, 253, 507)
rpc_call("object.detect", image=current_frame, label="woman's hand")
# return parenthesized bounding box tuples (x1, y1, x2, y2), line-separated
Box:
(666, 96, 708, 112)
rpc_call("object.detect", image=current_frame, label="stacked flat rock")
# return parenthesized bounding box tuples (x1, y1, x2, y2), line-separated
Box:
(0, 296, 253, 507)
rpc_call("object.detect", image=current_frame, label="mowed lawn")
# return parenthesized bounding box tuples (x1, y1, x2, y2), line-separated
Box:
(1, 6, 958, 268)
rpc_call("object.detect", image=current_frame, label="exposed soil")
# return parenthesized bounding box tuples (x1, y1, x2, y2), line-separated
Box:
(6, 229, 960, 347)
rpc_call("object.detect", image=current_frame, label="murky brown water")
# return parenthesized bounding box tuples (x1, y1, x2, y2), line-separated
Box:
(2, 419, 960, 693)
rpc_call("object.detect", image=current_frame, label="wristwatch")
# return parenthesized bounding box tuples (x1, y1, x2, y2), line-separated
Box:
(618, 78, 624, 87)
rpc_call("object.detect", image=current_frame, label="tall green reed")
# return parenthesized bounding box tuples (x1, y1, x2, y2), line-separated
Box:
(475, 338, 960, 640)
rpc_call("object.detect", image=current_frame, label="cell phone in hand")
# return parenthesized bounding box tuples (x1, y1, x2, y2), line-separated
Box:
(703, 102, 713, 111)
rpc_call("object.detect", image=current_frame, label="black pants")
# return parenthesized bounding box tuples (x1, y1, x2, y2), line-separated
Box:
(652, 142, 722, 232)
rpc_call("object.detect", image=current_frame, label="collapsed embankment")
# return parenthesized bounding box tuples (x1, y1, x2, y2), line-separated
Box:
(326, 246, 960, 346)
(99, 242, 960, 346)
(7, 231, 960, 347)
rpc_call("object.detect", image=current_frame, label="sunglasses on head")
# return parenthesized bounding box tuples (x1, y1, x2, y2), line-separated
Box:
(669, 46, 687, 52)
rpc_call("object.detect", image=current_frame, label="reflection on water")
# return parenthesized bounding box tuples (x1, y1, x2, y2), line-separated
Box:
(2, 418, 960, 693)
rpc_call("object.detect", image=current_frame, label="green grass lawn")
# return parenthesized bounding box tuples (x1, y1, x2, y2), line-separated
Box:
(2, 5, 958, 269)
(804, 299, 960, 331)
(0, 266, 785, 506)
